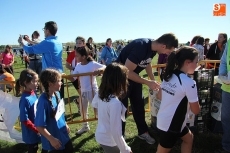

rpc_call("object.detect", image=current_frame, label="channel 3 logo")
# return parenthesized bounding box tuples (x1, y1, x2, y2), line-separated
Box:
(213, 3, 226, 16)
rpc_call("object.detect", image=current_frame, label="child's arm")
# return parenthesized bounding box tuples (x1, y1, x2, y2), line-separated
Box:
(36, 126, 62, 150)
(93, 68, 105, 76)
(62, 74, 75, 82)
(189, 102, 200, 115)
(19, 99, 38, 134)
(63, 66, 78, 82)
(93, 62, 106, 76)
(185, 80, 200, 115)
(22, 120, 39, 133)
(34, 97, 62, 150)
(110, 102, 132, 153)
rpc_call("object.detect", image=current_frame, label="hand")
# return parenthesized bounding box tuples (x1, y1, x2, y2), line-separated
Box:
(25, 37, 30, 42)
(146, 80, 160, 91)
(1, 64, 5, 68)
(49, 137, 62, 150)
(93, 69, 102, 76)
(66, 124, 70, 134)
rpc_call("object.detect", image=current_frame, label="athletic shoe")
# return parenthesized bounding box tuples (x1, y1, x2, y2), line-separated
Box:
(76, 126, 90, 135)
(138, 133, 155, 145)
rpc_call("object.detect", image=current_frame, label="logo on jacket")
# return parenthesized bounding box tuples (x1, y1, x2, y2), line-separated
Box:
(192, 84, 196, 88)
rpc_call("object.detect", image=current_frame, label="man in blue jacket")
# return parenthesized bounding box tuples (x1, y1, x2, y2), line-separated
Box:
(18, 21, 64, 98)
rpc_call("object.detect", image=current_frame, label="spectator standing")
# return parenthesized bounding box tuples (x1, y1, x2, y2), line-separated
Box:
(193, 37, 205, 62)
(101, 38, 118, 66)
(203, 38, 210, 56)
(86, 37, 96, 59)
(190, 35, 200, 46)
(0, 45, 14, 74)
(18, 21, 64, 99)
(206, 33, 227, 75)
(24, 31, 42, 75)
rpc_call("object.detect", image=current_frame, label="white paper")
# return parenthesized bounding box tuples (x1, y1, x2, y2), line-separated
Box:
(0, 91, 23, 143)
(55, 99, 65, 121)
(149, 89, 161, 117)
(34, 99, 38, 117)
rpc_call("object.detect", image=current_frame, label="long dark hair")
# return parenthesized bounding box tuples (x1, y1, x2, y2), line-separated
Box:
(105, 38, 112, 46)
(219, 33, 228, 45)
(76, 36, 86, 44)
(15, 69, 38, 95)
(195, 37, 204, 45)
(99, 63, 128, 102)
(191, 35, 200, 45)
(76, 46, 94, 62)
(87, 37, 93, 43)
(163, 46, 198, 82)
(4, 45, 13, 54)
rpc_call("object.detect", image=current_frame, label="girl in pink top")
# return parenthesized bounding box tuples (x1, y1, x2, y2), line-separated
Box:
(0, 45, 14, 74)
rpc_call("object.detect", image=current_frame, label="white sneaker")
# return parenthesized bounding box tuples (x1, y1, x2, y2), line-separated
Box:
(76, 126, 90, 135)
(138, 133, 155, 144)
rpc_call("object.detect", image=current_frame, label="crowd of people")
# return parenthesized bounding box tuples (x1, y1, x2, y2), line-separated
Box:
(0, 20, 229, 153)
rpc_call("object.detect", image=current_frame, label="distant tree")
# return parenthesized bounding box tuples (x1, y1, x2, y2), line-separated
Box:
(0, 45, 5, 50)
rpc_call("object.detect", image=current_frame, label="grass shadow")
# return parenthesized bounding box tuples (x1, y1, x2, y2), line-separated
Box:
(0, 143, 28, 153)
(72, 133, 95, 149)
(65, 112, 81, 121)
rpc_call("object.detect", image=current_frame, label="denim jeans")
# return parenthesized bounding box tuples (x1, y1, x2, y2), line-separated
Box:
(221, 90, 230, 151)
(29, 60, 42, 75)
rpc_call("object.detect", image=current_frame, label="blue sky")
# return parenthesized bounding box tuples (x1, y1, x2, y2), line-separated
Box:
(0, 0, 229, 45)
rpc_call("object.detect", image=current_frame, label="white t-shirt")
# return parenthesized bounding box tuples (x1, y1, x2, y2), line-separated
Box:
(193, 44, 204, 62)
(92, 93, 131, 153)
(72, 61, 105, 92)
(157, 70, 198, 133)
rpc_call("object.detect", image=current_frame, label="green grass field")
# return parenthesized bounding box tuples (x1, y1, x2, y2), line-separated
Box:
(0, 53, 223, 153)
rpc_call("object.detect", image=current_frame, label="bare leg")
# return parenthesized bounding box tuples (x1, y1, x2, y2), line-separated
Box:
(156, 144, 171, 153)
(181, 130, 193, 153)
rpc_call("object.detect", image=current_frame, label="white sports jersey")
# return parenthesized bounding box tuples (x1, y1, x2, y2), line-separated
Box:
(157, 70, 198, 133)
(72, 61, 105, 92)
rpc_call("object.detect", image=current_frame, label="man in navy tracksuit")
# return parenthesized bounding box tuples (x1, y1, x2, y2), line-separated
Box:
(116, 33, 178, 144)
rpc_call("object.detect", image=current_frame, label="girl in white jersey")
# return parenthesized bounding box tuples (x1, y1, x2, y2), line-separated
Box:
(156, 46, 200, 153)
(71, 46, 105, 135)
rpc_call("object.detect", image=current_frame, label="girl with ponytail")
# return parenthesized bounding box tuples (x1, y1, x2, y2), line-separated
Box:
(69, 46, 106, 135)
(157, 46, 200, 153)
(17, 69, 41, 153)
